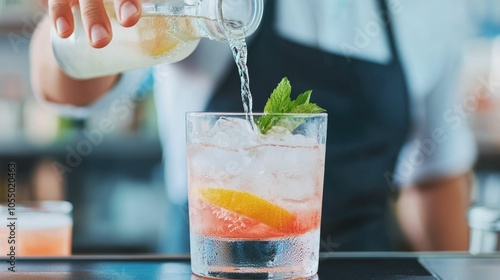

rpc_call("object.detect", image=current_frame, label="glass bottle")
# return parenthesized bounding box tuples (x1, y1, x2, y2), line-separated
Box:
(52, 0, 264, 79)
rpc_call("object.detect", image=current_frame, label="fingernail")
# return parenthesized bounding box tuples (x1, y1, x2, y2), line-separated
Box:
(90, 24, 109, 43)
(56, 17, 71, 36)
(120, 1, 139, 21)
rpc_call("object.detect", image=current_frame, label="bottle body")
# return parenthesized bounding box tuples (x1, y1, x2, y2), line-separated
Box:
(52, 0, 264, 79)
(53, 4, 202, 79)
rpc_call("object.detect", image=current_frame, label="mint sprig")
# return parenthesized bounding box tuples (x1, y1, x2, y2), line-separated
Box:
(256, 78, 326, 134)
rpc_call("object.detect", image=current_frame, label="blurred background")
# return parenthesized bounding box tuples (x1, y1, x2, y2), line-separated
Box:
(0, 0, 167, 254)
(1, 0, 500, 254)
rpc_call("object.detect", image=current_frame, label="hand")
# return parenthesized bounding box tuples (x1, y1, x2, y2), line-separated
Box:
(49, 0, 142, 48)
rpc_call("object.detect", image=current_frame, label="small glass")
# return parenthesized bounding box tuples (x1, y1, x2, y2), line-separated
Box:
(468, 205, 500, 254)
(0, 201, 73, 256)
(468, 173, 500, 254)
(187, 113, 327, 279)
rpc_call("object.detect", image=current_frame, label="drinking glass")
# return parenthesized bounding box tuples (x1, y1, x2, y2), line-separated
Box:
(468, 173, 500, 254)
(186, 113, 327, 279)
(0, 201, 73, 256)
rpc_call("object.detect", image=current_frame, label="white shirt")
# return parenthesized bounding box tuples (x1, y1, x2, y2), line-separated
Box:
(39, 0, 477, 203)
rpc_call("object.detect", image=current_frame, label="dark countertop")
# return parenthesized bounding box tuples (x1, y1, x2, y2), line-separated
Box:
(1, 252, 499, 280)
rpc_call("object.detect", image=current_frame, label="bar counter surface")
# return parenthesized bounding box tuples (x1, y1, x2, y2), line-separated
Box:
(1, 252, 499, 279)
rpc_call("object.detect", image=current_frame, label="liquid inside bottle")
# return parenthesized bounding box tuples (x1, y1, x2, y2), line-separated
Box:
(52, 0, 264, 80)
(53, 4, 203, 79)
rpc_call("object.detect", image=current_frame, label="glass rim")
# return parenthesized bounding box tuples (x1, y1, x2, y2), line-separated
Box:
(0, 200, 73, 214)
(186, 112, 328, 117)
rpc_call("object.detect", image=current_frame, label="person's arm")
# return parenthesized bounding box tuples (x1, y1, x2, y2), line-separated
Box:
(397, 174, 472, 251)
(31, 16, 119, 106)
(394, 55, 476, 251)
(392, 1, 476, 250)
(31, 0, 141, 106)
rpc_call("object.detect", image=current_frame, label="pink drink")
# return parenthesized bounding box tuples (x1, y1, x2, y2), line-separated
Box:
(0, 201, 73, 256)
(187, 113, 327, 279)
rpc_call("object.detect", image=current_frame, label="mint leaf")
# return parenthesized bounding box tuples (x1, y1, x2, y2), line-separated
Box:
(293, 90, 312, 106)
(256, 78, 326, 134)
(255, 115, 281, 134)
(292, 103, 326, 114)
(263, 77, 292, 113)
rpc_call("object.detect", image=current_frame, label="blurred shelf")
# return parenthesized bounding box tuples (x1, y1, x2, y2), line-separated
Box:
(0, 134, 162, 160)
(0, 1, 41, 29)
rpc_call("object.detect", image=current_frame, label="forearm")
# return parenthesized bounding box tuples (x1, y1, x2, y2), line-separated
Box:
(396, 173, 472, 251)
(30, 16, 119, 106)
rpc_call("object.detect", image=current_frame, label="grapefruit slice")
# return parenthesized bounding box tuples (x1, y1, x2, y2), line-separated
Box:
(139, 16, 180, 57)
(198, 188, 296, 232)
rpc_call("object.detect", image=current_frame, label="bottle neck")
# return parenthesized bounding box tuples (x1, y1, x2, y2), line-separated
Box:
(195, 0, 264, 42)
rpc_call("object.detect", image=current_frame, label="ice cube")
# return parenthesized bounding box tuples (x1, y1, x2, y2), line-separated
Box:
(263, 128, 318, 147)
(205, 117, 258, 149)
(189, 116, 323, 202)
(259, 145, 321, 201)
(233, 143, 321, 201)
(188, 145, 250, 189)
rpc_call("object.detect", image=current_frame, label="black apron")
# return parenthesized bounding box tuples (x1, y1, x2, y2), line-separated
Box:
(207, 0, 410, 251)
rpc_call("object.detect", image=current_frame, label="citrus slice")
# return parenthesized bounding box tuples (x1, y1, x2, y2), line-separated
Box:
(103, 3, 177, 56)
(198, 188, 296, 232)
(139, 16, 180, 57)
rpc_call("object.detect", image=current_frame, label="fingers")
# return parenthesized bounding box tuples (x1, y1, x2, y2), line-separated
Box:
(114, 0, 142, 27)
(49, 0, 141, 48)
(49, 0, 75, 38)
(79, 0, 112, 48)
